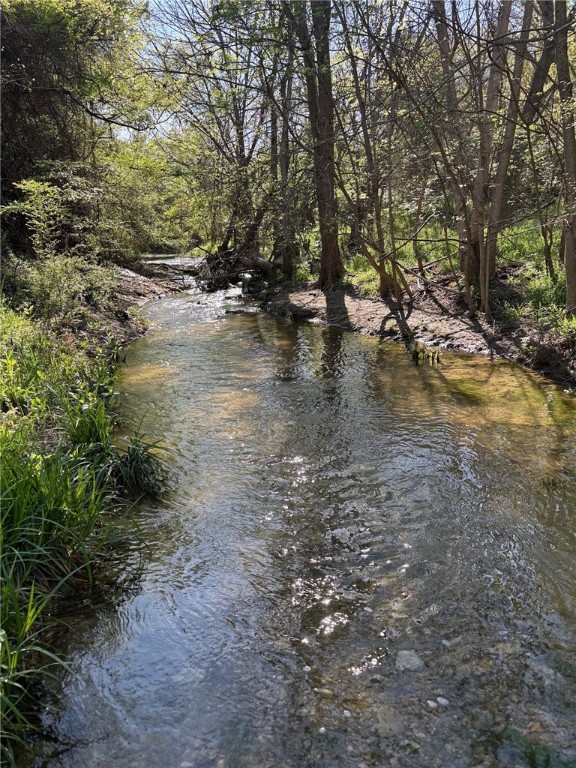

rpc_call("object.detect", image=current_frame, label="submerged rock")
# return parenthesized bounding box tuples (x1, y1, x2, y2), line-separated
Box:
(396, 650, 425, 671)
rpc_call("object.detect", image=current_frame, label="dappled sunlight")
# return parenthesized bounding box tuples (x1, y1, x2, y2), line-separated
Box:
(121, 363, 175, 387)
(42, 293, 576, 768)
(372, 348, 575, 431)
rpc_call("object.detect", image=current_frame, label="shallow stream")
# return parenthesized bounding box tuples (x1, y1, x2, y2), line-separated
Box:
(37, 286, 576, 767)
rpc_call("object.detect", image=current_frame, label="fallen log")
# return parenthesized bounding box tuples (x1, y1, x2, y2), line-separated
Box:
(196, 249, 274, 292)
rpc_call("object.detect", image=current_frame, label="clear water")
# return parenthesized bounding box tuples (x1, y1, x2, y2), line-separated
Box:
(36, 287, 576, 767)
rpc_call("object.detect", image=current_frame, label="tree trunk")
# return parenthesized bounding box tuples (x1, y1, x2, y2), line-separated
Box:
(522, 1, 556, 125)
(288, 0, 344, 291)
(273, 30, 298, 279)
(432, 0, 474, 312)
(469, 0, 511, 317)
(336, 4, 396, 298)
(485, 1, 533, 279)
(555, 0, 576, 315)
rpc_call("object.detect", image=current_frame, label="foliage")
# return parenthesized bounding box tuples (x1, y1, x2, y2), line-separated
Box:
(498, 221, 560, 268)
(0, 174, 129, 335)
(115, 433, 171, 497)
(7, 180, 68, 257)
(0, 0, 158, 264)
(343, 253, 380, 297)
(27, 255, 115, 322)
(0, 0, 149, 200)
(98, 138, 195, 254)
(2, 0, 576, 313)
(0, 307, 168, 765)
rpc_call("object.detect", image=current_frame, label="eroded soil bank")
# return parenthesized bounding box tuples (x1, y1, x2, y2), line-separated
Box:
(259, 275, 576, 388)
(71, 261, 191, 349)
(111, 259, 575, 388)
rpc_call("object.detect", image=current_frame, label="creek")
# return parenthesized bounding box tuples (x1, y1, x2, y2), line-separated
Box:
(36, 285, 576, 767)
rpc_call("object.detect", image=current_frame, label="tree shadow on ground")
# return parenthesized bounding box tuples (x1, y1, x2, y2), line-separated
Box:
(323, 287, 352, 330)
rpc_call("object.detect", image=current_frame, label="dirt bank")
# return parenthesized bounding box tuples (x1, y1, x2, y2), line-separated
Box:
(57, 262, 190, 351)
(259, 275, 576, 387)
(116, 261, 189, 306)
(105, 259, 574, 387)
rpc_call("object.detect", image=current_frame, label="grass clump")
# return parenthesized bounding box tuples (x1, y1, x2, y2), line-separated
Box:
(495, 265, 573, 334)
(0, 306, 168, 766)
(344, 252, 380, 296)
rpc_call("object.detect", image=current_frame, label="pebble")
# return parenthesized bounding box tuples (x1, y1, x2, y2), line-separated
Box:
(343, 709, 352, 718)
(314, 688, 334, 699)
(442, 635, 462, 647)
(319, 727, 326, 734)
(427, 699, 439, 709)
(437, 696, 450, 706)
(396, 650, 425, 671)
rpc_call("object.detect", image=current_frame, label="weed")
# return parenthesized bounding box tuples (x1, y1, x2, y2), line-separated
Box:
(494, 264, 571, 339)
(0, 306, 168, 763)
(344, 253, 380, 296)
(115, 433, 171, 498)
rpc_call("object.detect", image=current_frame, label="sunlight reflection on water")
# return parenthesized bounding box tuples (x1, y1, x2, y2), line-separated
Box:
(36, 286, 576, 768)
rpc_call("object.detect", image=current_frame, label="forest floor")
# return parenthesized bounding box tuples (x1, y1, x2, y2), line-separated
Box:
(115, 260, 575, 388)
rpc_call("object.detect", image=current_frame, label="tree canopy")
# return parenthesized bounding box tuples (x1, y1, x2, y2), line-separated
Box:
(2, 0, 576, 316)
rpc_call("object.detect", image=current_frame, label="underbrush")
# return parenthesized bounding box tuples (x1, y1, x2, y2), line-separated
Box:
(342, 218, 457, 297)
(491, 258, 576, 383)
(344, 253, 380, 296)
(492, 221, 573, 334)
(494, 264, 574, 334)
(0, 307, 168, 766)
(1, 252, 117, 328)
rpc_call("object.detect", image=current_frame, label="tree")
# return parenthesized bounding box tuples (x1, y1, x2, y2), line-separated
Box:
(1, 0, 154, 259)
(285, 0, 345, 290)
(555, 0, 576, 315)
(0, 0, 148, 198)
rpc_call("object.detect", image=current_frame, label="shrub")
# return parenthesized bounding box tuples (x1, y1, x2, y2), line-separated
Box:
(24, 255, 115, 322)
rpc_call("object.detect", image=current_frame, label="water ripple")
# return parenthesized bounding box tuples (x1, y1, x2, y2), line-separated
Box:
(38, 290, 576, 768)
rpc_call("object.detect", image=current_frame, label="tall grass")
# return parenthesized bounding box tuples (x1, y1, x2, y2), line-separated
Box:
(0, 307, 168, 766)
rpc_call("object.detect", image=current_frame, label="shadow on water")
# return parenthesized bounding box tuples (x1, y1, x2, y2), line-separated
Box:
(29, 287, 576, 768)
(320, 327, 345, 379)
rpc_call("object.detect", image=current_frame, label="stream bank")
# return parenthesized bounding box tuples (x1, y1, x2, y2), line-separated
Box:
(80, 261, 193, 348)
(0, 257, 187, 766)
(258, 276, 576, 388)
(111, 257, 576, 388)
